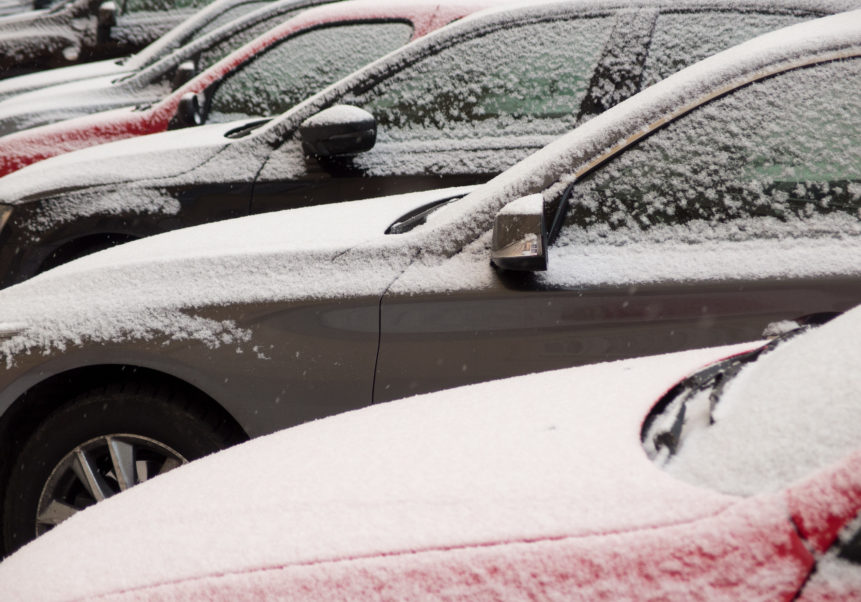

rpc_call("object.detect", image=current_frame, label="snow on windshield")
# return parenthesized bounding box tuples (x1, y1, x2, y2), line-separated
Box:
(661, 305, 861, 496)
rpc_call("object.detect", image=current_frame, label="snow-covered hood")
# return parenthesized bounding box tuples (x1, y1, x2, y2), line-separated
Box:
(0, 118, 249, 204)
(0, 342, 760, 600)
(0, 59, 127, 103)
(0, 187, 474, 357)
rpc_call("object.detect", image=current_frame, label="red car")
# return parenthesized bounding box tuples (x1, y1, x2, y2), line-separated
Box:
(1, 307, 859, 598)
(0, 0, 493, 177)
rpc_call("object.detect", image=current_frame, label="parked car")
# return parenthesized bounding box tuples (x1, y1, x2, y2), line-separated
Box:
(1, 306, 859, 599)
(0, 0, 217, 78)
(0, 0, 856, 286)
(0, 0, 331, 103)
(0, 0, 501, 167)
(0, 10, 857, 554)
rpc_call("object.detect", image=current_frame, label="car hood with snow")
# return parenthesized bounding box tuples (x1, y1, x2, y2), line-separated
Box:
(1, 303, 860, 599)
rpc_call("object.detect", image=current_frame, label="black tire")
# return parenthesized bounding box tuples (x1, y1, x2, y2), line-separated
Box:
(3, 382, 242, 555)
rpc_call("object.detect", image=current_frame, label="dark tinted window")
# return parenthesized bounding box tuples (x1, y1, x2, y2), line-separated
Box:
(558, 59, 861, 244)
(124, 0, 208, 14)
(194, 1, 273, 39)
(640, 11, 806, 88)
(207, 22, 413, 122)
(346, 17, 614, 142)
(197, 8, 301, 71)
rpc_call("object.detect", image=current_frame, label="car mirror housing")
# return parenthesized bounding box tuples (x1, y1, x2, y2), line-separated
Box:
(171, 92, 203, 129)
(490, 194, 548, 271)
(172, 61, 197, 91)
(98, 1, 118, 29)
(299, 105, 376, 158)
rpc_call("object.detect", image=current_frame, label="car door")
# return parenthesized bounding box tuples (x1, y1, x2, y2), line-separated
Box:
(251, 7, 625, 211)
(373, 54, 861, 402)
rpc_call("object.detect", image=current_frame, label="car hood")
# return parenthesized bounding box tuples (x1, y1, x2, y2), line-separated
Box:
(0, 342, 763, 600)
(0, 118, 248, 204)
(0, 186, 475, 356)
(0, 74, 152, 135)
(0, 59, 128, 103)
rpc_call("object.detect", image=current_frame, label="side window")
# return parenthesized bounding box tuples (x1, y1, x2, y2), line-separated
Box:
(197, 9, 302, 72)
(123, 0, 208, 14)
(194, 2, 274, 40)
(207, 22, 413, 123)
(557, 59, 861, 244)
(346, 17, 614, 143)
(640, 11, 807, 88)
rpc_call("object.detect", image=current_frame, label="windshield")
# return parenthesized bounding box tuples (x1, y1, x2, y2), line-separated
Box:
(642, 312, 861, 496)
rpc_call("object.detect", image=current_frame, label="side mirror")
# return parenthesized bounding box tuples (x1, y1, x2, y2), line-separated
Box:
(299, 105, 376, 158)
(170, 92, 203, 129)
(172, 61, 196, 91)
(98, 1, 117, 28)
(490, 194, 548, 271)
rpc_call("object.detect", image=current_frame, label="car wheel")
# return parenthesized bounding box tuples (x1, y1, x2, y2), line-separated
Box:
(2, 383, 241, 555)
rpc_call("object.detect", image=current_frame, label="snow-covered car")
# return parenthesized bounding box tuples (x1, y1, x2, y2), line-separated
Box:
(0, 0, 217, 78)
(0, 11, 857, 555)
(0, 0, 498, 175)
(1, 308, 860, 599)
(0, 0, 855, 286)
(0, 0, 332, 104)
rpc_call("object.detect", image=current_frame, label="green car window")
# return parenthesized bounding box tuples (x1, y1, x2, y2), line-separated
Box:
(124, 0, 208, 14)
(197, 8, 302, 72)
(207, 22, 413, 123)
(640, 10, 806, 88)
(558, 58, 861, 245)
(348, 16, 614, 142)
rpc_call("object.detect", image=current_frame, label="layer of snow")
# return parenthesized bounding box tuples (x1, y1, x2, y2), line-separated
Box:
(665, 306, 861, 496)
(0, 187, 473, 361)
(0, 343, 765, 600)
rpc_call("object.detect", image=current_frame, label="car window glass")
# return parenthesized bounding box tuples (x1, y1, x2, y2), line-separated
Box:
(207, 22, 413, 123)
(194, 1, 273, 39)
(555, 58, 861, 250)
(640, 11, 806, 88)
(345, 17, 614, 143)
(123, 0, 208, 14)
(197, 8, 301, 71)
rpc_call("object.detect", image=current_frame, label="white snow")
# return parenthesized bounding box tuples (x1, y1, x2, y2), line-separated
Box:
(0, 342, 773, 600)
(664, 305, 861, 496)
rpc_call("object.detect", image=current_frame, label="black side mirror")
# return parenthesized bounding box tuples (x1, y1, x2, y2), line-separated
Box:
(170, 92, 203, 129)
(172, 61, 196, 91)
(98, 1, 117, 28)
(490, 195, 548, 271)
(298, 105, 376, 158)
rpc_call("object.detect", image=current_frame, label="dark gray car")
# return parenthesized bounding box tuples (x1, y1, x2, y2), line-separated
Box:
(0, 9, 858, 554)
(0, 0, 854, 287)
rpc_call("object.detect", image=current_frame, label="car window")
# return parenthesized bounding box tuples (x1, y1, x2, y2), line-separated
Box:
(207, 22, 413, 123)
(123, 0, 208, 14)
(194, 1, 273, 39)
(640, 10, 807, 88)
(345, 16, 615, 143)
(554, 58, 861, 248)
(197, 8, 302, 72)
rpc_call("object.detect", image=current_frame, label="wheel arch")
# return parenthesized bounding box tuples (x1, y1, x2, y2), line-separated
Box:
(0, 363, 248, 550)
